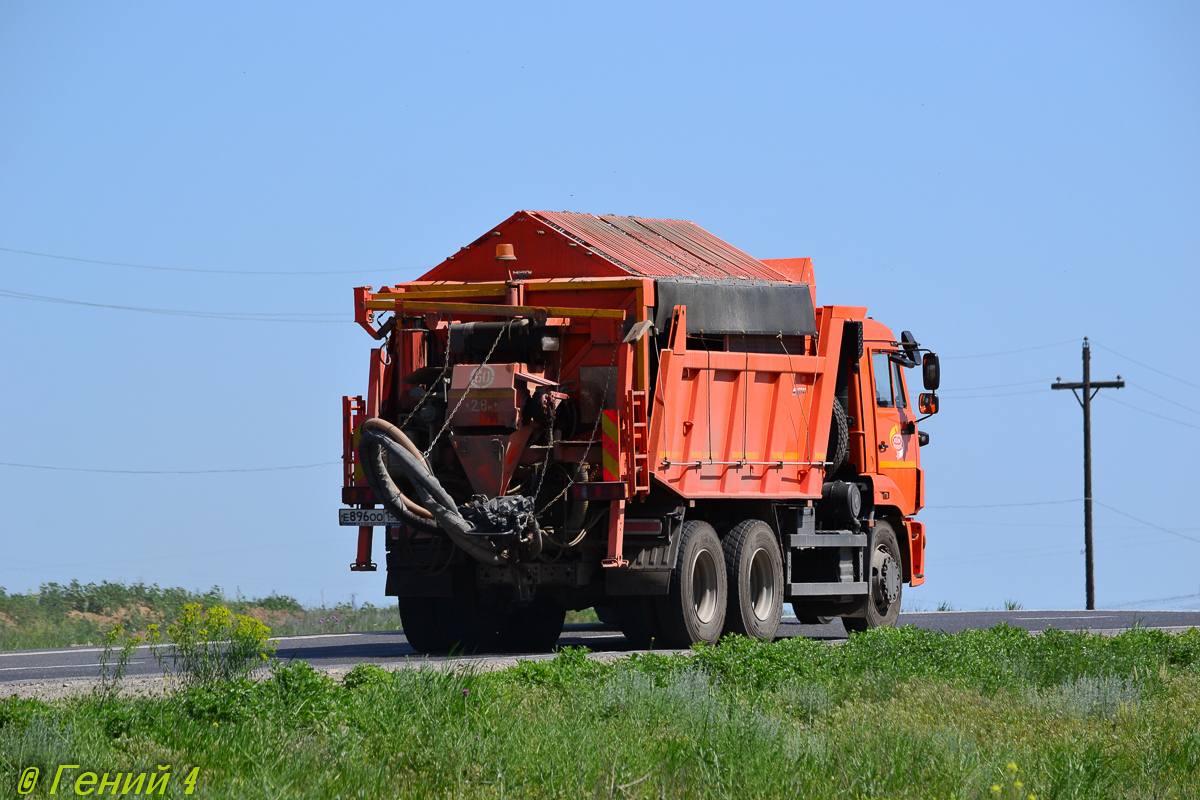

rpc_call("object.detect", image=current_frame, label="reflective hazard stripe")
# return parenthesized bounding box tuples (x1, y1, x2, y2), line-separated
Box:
(601, 410, 620, 481)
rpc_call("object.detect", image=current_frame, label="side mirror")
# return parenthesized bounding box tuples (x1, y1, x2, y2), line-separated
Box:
(919, 392, 939, 415)
(900, 331, 920, 367)
(922, 352, 940, 391)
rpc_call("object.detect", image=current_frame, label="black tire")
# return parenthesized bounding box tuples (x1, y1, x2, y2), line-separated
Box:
(842, 520, 903, 633)
(398, 597, 449, 654)
(436, 567, 507, 653)
(593, 605, 620, 628)
(795, 609, 834, 625)
(655, 520, 727, 647)
(614, 596, 661, 649)
(722, 519, 784, 640)
(827, 401, 849, 475)
(500, 600, 565, 653)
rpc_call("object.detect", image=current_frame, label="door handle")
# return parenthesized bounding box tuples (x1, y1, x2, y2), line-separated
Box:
(878, 442, 888, 452)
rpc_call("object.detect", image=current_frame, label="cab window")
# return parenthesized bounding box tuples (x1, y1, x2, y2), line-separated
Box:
(872, 353, 893, 407)
(892, 360, 908, 409)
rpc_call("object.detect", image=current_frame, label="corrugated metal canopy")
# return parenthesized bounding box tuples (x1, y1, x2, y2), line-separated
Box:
(532, 211, 791, 282)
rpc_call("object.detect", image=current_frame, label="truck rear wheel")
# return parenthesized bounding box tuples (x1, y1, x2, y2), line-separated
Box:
(398, 597, 449, 654)
(436, 567, 507, 653)
(500, 600, 566, 653)
(614, 596, 661, 649)
(655, 520, 727, 647)
(722, 519, 783, 640)
(843, 521, 903, 632)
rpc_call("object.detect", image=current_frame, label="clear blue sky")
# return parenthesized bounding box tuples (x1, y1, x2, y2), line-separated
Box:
(2, 3, 1197, 611)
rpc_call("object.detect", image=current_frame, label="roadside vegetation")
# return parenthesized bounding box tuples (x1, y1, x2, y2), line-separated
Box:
(0, 581, 602, 651)
(3, 622, 1199, 798)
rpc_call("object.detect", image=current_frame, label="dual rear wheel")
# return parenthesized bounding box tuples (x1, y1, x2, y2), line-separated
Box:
(399, 568, 565, 655)
(617, 518, 784, 648)
(619, 516, 903, 647)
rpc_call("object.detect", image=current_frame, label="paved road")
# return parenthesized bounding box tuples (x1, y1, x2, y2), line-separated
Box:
(3, 609, 1197, 685)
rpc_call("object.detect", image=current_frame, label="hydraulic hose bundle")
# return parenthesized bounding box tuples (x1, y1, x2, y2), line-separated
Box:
(358, 418, 532, 566)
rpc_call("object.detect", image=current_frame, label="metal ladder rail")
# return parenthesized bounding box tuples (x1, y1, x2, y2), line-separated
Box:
(627, 389, 650, 493)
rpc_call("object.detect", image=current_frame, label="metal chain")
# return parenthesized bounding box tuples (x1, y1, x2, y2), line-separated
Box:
(422, 319, 512, 460)
(398, 316, 455, 430)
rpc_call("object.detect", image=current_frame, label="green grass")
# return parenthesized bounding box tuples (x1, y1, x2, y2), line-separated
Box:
(3, 625, 1199, 798)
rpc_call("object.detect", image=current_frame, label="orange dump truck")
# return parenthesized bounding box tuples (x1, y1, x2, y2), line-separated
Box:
(340, 211, 940, 653)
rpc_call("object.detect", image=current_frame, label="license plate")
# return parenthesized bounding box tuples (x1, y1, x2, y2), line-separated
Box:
(338, 507, 403, 527)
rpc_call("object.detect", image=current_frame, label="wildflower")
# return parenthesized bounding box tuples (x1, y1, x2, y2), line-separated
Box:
(318, 619, 325, 624)
(1006, 763, 1018, 773)
(462, 689, 470, 696)
(991, 786, 1001, 795)
(213, 722, 219, 727)
(1015, 781, 1024, 789)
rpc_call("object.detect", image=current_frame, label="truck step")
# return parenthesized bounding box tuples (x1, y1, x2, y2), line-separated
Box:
(787, 581, 869, 597)
(787, 532, 866, 548)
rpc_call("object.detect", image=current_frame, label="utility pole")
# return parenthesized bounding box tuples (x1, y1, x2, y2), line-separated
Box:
(1052, 337, 1123, 610)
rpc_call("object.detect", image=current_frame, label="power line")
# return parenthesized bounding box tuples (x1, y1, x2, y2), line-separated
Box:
(918, 519, 1200, 531)
(0, 244, 422, 276)
(931, 534, 1156, 569)
(930, 521, 1200, 570)
(940, 379, 1046, 392)
(1094, 501, 1200, 546)
(942, 339, 1076, 360)
(1092, 342, 1200, 390)
(1, 537, 337, 571)
(1099, 394, 1200, 431)
(0, 287, 346, 323)
(0, 460, 339, 475)
(1109, 592, 1200, 609)
(941, 389, 1046, 400)
(1128, 383, 1200, 417)
(926, 498, 1081, 510)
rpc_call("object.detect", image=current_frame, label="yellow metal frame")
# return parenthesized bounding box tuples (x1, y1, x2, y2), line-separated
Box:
(364, 299, 627, 320)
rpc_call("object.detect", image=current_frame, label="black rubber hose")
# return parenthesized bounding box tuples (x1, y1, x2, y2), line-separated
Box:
(358, 430, 439, 534)
(359, 426, 506, 566)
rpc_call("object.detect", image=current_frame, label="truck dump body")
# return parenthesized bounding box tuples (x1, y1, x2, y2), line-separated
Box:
(341, 211, 937, 653)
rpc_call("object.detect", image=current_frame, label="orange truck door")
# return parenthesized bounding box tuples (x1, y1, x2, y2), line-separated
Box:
(868, 351, 919, 511)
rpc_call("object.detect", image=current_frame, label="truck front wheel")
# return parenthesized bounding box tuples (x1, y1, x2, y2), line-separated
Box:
(656, 520, 727, 647)
(722, 519, 783, 640)
(843, 520, 903, 632)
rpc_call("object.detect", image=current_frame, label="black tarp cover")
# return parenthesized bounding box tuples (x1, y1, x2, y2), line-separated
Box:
(653, 280, 816, 336)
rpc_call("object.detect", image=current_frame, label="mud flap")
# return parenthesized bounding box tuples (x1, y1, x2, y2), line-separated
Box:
(905, 518, 925, 586)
